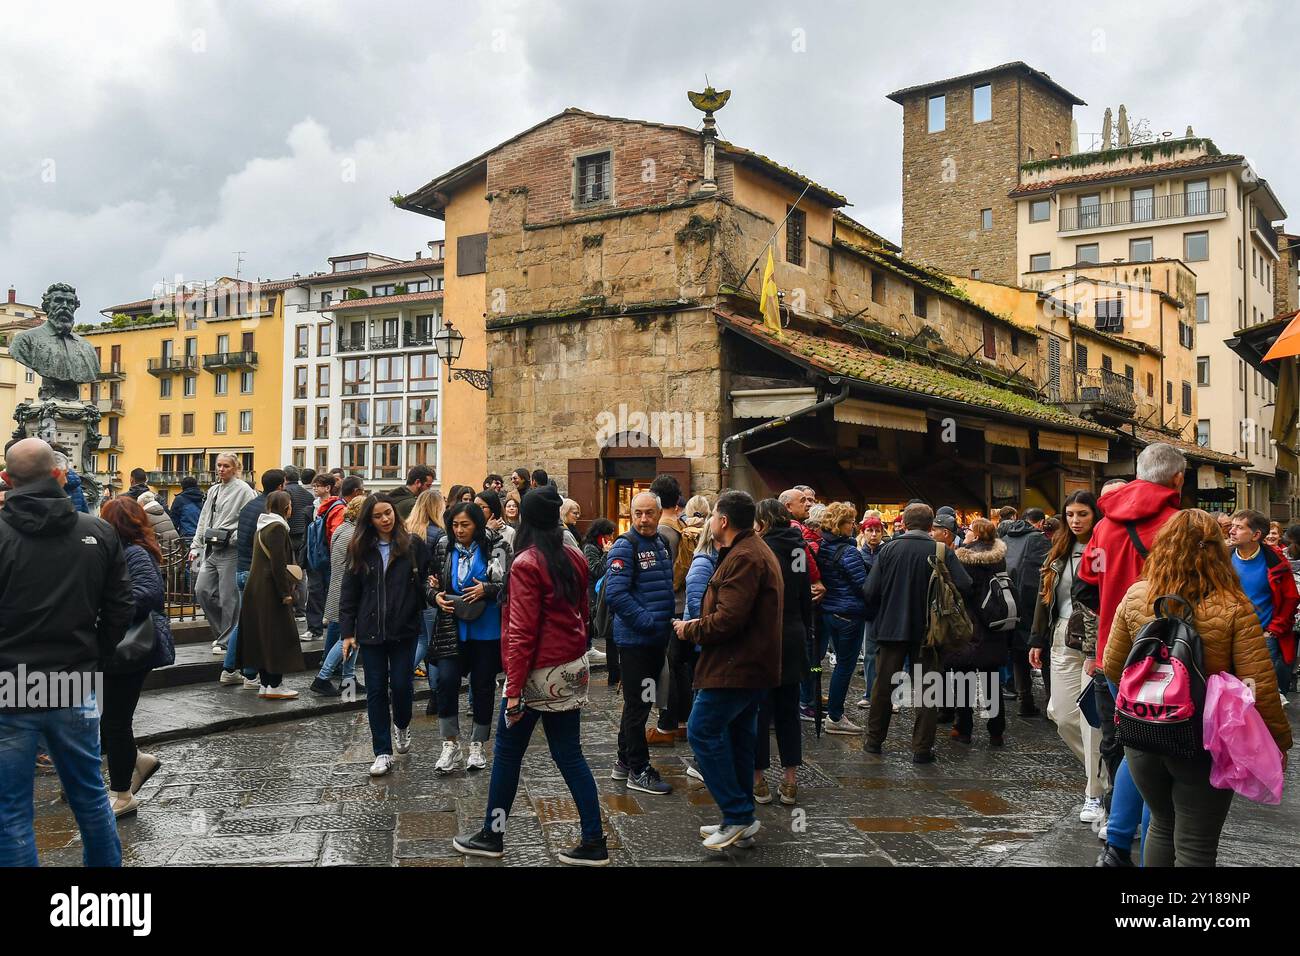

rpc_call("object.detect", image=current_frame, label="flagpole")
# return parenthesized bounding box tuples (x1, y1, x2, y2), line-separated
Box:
(734, 179, 814, 296)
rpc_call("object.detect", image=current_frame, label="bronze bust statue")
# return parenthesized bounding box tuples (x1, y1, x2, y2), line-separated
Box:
(11, 283, 101, 400)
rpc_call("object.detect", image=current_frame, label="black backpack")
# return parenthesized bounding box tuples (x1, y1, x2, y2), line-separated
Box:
(1115, 595, 1208, 759)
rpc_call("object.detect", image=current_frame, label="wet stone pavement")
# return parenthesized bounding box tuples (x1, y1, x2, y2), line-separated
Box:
(31, 671, 1300, 867)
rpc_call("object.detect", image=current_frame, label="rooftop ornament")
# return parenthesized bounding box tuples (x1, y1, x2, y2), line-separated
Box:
(688, 82, 730, 195)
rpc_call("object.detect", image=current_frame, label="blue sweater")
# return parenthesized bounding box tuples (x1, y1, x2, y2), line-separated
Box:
(819, 532, 868, 617)
(603, 530, 675, 647)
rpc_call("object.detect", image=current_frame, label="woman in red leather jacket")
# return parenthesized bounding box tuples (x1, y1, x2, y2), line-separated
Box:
(452, 486, 608, 866)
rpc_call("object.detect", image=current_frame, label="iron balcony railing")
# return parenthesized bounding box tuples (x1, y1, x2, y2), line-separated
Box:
(338, 338, 368, 353)
(1059, 187, 1226, 233)
(96, 398, 125, 415)
(1256, 208, 1279, 255)
(146, 470, 186, 486)
(100, 435, 125, 452)
(97, 363, 126, 380)
(372, 335, 400, 351)
(1042, 360, 1138, 418)
(202, 350, 258, 370)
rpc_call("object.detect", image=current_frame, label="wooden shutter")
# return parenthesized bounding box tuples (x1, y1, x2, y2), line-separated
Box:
(982, 320, 995, 359)
(457, 233, 488, 276)
(656, 457, 692, 502)
(567, 458, 599, 537)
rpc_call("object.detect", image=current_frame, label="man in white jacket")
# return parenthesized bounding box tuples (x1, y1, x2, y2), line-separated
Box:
(191, 453, 256, 655)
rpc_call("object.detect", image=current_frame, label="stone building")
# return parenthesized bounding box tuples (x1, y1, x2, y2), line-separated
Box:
(397, 103, 1126, 531)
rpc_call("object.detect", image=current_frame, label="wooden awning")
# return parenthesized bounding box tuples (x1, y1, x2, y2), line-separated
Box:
(1076, 434, 1110, 463)
(833, 399, 928, 433)
(1037, 431, 1076, 453)
(986, 424, 1030, 449)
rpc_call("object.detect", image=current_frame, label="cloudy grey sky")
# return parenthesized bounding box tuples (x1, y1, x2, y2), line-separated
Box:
(2, 0, 1295, 317)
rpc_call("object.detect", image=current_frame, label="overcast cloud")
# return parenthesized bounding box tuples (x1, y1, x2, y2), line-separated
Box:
(2, 0, 1295, 317)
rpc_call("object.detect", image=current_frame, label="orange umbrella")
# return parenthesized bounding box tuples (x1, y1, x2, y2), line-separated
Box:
(1263, 311, 1300, 361)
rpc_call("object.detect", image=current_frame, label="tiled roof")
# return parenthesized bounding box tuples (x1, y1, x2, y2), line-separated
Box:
(886, 61, 1086, 107)
(716, 308, 1111, 436)
(327, 291, 444, 312)
(1070, 322, 1160, 357)
(105, 278, 294, 314)
(1010, 154, 1244, 197)
(832, 211, 901, 252)
(1132, 426, 1250, 469)
(296, 258, 444, 285)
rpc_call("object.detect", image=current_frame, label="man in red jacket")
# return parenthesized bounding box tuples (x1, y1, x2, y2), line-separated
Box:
(1228, 509, 1300, 703)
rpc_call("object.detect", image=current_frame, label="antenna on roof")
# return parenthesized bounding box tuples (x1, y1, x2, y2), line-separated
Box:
(234, 251, 246, 280)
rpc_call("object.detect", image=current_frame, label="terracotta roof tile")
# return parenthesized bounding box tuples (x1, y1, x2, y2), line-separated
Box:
(1132, 426, 1250, 468)
(327, 291, 444, 312)
(1010, 154, 1243, 197)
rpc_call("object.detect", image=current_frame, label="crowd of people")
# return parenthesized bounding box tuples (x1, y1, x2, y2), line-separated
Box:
(1, 437, 1295, 868)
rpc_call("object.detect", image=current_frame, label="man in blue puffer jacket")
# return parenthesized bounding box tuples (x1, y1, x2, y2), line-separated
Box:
(604, 490, 675, 796)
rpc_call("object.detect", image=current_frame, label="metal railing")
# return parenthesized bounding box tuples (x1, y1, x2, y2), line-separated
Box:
(146, 470, 187, 485)
(372, 335, 400, 350)
(97, 363, 126, 380)
(1059, 187, 1226, 233)
(1042, 360, 1138, 417)
(1256, 208, 1279, 255)
(100, 435, 125, 452)
(96, 398, 125, 414)
(338, 339, 367, 353)
(163, 536, 200, 622)
(202, 350, 258, 369)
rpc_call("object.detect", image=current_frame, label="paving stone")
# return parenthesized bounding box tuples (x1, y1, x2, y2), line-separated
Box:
(215, 816, 299, 836)
(170, 833, 324, 865)
(294, 809, 396, 832)
(322, 831, 395, 866)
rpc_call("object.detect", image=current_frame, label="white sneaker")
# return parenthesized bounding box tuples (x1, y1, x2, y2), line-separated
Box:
(1097, 820, 1109, 842)
(260, 685, 298, 700)
(824, 716, 862, 735)
(369, 754, 393, 777)
(702, 820, 761, 851)
(212, 641, 226, 656)
(394, 727, 412, 754)
(435, 740, 462, 773)
(1079, 796, 1104, 824)
(826, 652, 838, 668)
(218, 669, 242, 685)
(587, 646, 608, 664)
(1281, 692, 1289, 707)
(699, 820, 761, 839)
(685, 761, 704, 781)
(466, 741, 487, 771)
(242, 676, 261, 689)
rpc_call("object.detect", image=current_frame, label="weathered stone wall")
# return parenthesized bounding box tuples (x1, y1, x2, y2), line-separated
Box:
(1276, 233, 1299, 317)
(486, 309, 724, 496)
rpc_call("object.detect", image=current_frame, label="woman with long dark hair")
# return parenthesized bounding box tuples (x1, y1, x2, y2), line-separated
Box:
(236, 490, 304, 701)
(447, 484, 475, 506)
(1103, 509, 1292, 866)
(339, 493, 435, 776)
(453, 488, 606, 864)
(99, 497, 175, 817)
(1029, 490, 1105, 824)
(430, 501, 511, 773)
(475, 488, 515, 549)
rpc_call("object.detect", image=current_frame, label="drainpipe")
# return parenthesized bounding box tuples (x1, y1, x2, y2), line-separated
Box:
(720, 378, 850, 474)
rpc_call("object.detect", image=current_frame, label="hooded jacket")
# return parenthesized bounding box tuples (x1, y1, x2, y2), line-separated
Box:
(138, 491, 180, 549)
(1075, 479, 1181, 663)
(192, 476, 256, 555)
(64, 469, 89, 513)
(169, 486, 205, 538)
(386, 484, 418, 522)
(947, 537, 1010, 671)
(0, 478, 134, 691)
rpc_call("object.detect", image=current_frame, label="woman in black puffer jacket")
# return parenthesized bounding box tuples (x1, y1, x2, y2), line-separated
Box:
(948, 517, 1010, 747)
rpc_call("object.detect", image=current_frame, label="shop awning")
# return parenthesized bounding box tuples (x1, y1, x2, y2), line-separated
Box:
(731, 387, 818, 419)
(1076, 435, 1110, 463)
(986, 424, 1030, 449)
(833, 399, 928, 433)
(1037, 431, 1076, 453)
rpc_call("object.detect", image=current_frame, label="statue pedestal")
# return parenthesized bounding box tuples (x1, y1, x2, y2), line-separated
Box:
(12, 398, 104, 507)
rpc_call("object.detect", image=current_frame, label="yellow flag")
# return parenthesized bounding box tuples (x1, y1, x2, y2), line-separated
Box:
(759, 244, 781, 336)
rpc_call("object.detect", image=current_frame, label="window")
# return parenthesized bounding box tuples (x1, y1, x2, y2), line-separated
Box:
(341, 442, 368, 477)
(316, 447, 329, 471)
(1197, 420, 1210, 447)
(927, 94, 945, 132)
(1101, 354, 1113, 372)
(971, 269, 982, 280)
(317, 324, 331, 357)
(1182, 382, 1192, 415)
(295, 326, 309, 358)
(216, 334, 229, 353)
(316, 364, 330, 398)
(373, 442, 401, 480)
(294, 366, 307, 399)
(870, 271, 885, 304)
(409, 353, 437, 392)
(1029, 252, 1051, 271)
(182, 413, 194, 435)
(1078, 193, 1101, 229)
(1146, 372, 1154, 396)
(785, 207, 806, 267)
(980, 208, 993, 231)
(1129, 237, 1153, 261)
(214, 411, 227, 434)
(1076, 243, 1099, 264)
(372, 284, 397, 297)
(183, 375, 196, 398)
(1075, 344, 1089, 369)
(408, 397, 437, 436)
(1131, 187, 1154, 222)
(410, 313, 436, 344)
(1239, 359, 1246, 391)
(575, 151, 611, 205)
(913, 288, 927, 318)
(972, 83, 991, 122)
(407, 440, 437, 471)
(1239, 298, 1244, 328)
(292, 448, 305, 470)
(215, 372, 228, 396)
(240, 370, 253, 394)
(159, 414, 171, 436)
(1196, 293, 1209, 325)
(159, 377, 172, 398)
(315, 406, 329, 440)
(376, 355, 405, 393)
(1238, 238, 1243, 269)
(1029, 199, 1051, 223)
(1184, 231, 1209, 262)
(1253, 249, 1257, 277)
(341, 399, 370, 437)
(241, 331, 254, 352)
(321, 291, 333, 309)
(293, 407, 306, 441)
(1184, 178, 1209, 216)
(239, 410, 252, 433)
(374, 397, 403, 436)
(1124, 364, 1134, 383)
(1095, 298, 1124, 333)
(406, 279, 431, 293)
(1166, 381, 1173, 404)
(982, 320, 995, 359)
(343, 358, 371, 395)
(1197, 356, 1210, 386)
(332, 257, 366, 273)
(161, 339, 174, 361)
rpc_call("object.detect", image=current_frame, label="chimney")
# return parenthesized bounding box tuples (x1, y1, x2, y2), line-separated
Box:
(6, 287, 14, 304)
(416, 251, 423, 259)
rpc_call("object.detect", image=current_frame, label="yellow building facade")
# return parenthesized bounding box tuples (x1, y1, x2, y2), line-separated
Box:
(0, 293, 44, 449)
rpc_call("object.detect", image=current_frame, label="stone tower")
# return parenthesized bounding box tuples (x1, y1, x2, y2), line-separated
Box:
(888, 62, 1083, 284)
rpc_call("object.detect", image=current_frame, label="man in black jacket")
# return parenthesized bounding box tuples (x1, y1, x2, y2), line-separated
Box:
(862, 502, 971, 763)
(1002, 509, 1051, 716)
(0, 437, 134, 866)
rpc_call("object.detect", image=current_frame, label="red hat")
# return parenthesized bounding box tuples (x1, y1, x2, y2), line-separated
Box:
(861, 516, 884, 531)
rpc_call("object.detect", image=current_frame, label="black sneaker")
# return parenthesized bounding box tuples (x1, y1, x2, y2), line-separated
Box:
(912, 751, 937, 765)
(863, 741, 883, 755)
(1096, 844, 1133, 867)
(626, 766, 672, 795)
(610, 760, 629, 780)
(452, 828, 504, 859)
(309, 677, 341, 697)
(558, 836, 609, 867)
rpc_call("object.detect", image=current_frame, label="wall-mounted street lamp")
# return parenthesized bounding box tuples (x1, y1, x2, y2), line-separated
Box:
(432, 321, 492, 396)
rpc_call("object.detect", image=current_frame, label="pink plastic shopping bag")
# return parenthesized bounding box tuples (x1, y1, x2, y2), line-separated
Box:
(1202, 672, 1284, 805)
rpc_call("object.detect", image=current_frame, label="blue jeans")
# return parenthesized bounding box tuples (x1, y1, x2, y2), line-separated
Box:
(317, 622, 357, 681)
(223, 571, 257, 678)
(823, 612, 865, 721)
(360, 638, 416, 757)
(1106, 679, 1151, 857)
(687, 688, 764, 827)
(799, 627, 831, 708)
(0, 695, 121, 867)
(483, 700, 602, 842)
(1265, 636, 1292, 694)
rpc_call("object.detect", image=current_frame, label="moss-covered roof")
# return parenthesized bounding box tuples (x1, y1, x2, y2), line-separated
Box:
(1132, 426, 1250, 469)
(716, 309, 1111, 436)
(1070, 322, 1158, 357)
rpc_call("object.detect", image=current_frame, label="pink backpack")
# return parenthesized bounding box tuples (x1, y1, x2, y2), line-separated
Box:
(1116, 595, 1207, 759)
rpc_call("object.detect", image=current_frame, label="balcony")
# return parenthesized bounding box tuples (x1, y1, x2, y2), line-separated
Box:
(1256, 208, 1279, 256)
(146, 470, 186, 486)
(100, 435, 125, 453)
(203, 350, 258, 370)
(338, 339, 368, 353)
(97, 363, 126, 381)
(406, 333, 435, 348)
(372, 335, 400, 351)
(1058, 188, 1226, 233)
(147, 356, 196, 376)
(1043, 361, 1137, 421)
(96, 398, 125, 416)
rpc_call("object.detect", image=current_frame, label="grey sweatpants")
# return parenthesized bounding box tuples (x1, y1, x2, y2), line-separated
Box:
(196, 545, 240, 645)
